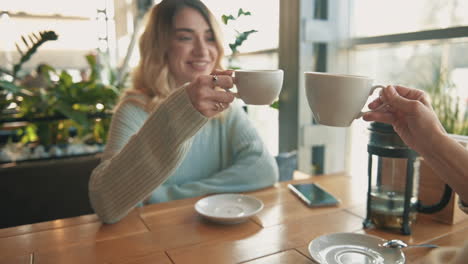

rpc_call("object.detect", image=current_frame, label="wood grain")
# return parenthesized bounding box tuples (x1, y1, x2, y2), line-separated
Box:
(0, 253, 32, 264)
(0, 214, 99, 238)
(242, 249, 315, 264)
(166, 210, 363, 264)
(0, 210, 148, 259)
(0, 173, 465, 264)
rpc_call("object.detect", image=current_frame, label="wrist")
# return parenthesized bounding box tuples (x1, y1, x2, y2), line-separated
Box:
(418, 131, 447, 159)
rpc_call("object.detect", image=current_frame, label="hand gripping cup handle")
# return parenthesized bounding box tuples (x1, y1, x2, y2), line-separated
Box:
(356, 85, 386, 119)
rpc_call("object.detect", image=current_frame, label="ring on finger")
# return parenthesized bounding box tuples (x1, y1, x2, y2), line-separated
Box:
(212, 75, 218, 86)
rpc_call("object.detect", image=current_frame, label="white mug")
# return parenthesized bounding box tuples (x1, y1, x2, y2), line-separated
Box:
(234, 69, 284, 105)
(304, 72, 384, 127)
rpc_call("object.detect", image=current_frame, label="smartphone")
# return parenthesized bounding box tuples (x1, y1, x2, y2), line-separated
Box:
(288, 183, 340, 207)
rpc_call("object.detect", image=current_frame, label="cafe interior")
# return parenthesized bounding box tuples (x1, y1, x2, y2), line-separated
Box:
(0, 0, 467, 263)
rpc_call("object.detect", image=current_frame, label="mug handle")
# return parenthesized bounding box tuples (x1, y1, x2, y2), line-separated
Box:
(356, 85, 386, 119)
(231, 76, 241, 98)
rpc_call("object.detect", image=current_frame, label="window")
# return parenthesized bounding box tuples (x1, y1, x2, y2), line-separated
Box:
(347, 0, 468, 177)
(0, 0, 113, 71)
(353, 0, 468, 37)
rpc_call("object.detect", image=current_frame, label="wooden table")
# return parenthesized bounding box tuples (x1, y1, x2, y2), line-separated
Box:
(1, 172, 467, 264)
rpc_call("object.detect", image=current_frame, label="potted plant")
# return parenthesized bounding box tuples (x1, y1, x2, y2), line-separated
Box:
(0, 31, 123, 162)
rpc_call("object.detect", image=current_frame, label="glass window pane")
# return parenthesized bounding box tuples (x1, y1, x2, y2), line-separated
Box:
(348, 40, 468, 177)
(350, 40, 468, 100)
(1, 18, 98, 51)
(203, 0, 279, 53)
(229, 51, 278, 70)
(2, 0, 101, 18)
(352, 0, 468, 37)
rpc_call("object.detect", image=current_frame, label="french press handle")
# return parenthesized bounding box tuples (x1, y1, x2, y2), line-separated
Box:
(417, 184, 452, 214)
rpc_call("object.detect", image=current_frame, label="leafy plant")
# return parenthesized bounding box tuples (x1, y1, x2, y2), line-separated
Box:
(221, 8, 258, 69)
(221, 9, 279, 110)
(0, 31, 120, 146)
(0, 31, 58, 113)
(0, 31, 58, 81)
(421, 68, 468, 136)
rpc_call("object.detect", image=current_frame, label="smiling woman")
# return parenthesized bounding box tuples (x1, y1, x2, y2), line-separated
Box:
(167, 8, 219, 86)
(88, 0, 278, 224)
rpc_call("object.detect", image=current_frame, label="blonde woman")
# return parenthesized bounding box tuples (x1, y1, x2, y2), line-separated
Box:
(89, 0, 278, 224)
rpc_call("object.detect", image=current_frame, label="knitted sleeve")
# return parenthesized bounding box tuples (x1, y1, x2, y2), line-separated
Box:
(88, 87, 208, 223)
(149, 102, 279, 201)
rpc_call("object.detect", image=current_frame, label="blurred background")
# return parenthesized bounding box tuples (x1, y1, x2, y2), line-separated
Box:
(0, 0, 467, 177)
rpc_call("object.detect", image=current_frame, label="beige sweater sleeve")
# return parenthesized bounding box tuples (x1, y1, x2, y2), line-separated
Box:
(89, 88, 208, 223)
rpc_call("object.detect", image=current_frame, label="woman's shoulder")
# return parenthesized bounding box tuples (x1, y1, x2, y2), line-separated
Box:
(111, 92, 152, 120)
(114, 90, 151, 111)
(120, 90, 151, 105)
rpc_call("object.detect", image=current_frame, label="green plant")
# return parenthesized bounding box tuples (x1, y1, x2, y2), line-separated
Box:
(220, 9, 281, 110)
(0, 31, 58, 81)
(421, 68, 468, 136)
(221, 8, 258, 69)
(0, 31, 58, 112)
(0, 31, 121, 146)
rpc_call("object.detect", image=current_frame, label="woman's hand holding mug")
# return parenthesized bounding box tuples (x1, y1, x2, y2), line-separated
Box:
(185, 69, 236, 117)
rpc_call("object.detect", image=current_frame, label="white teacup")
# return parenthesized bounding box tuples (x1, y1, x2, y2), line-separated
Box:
(234, 69, 284, 105)
(304, 72, 384, 127)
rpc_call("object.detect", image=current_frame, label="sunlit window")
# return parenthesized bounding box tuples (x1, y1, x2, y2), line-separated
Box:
(203, 0, 279, 53)
(348, 0, 468, 177)
(0, 0, 112, 70)
(353, 0, 468, 37)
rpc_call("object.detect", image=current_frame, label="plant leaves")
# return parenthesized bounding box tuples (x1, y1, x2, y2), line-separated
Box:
(60, 71, 74, 87)
(237, 8, 252, 17)
(86, 54, 99, 82)
(0, 80, 22, 93)
(229, 29, 258, 53)
(222, 14, 236, 25)
(270, 100, 279, 109)
(13, 30, 58, 79)
(0, 67, 13, 77)
(55, 101, 90, 129)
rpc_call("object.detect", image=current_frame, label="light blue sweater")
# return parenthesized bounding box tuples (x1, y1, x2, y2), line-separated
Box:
(89, 87, 278, 223)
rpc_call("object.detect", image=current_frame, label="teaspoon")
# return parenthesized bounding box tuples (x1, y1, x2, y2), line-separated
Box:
(382, 239, 439, 249)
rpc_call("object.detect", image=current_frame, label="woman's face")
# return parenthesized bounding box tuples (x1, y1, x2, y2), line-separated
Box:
(167, 7, 219, 86)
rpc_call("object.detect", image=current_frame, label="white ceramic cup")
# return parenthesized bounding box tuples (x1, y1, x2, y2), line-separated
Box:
(304, 72, 384, 127)
(234, 69, 284, 105)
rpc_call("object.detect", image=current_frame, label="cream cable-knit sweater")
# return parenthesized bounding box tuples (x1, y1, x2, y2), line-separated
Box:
(89, 87, 278, 223)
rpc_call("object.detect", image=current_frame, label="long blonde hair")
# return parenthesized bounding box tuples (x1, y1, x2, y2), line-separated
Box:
(128, 0, 225, 110)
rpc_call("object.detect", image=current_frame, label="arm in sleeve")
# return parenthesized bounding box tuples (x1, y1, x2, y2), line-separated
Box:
(151, 102, 279, 201)
(88, 87, 208, 223)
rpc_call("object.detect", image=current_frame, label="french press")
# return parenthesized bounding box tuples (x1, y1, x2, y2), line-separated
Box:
(363, 122, 453, 235)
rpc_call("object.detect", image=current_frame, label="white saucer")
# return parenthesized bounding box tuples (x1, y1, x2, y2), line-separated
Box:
(195, 194, 264, 224)
(308, 233, 405, 264)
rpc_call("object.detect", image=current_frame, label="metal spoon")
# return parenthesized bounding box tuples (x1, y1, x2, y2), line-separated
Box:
(382, 239, 439, 249)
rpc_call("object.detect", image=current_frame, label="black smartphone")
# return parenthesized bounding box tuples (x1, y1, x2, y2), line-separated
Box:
(288, 183, 340, 207)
